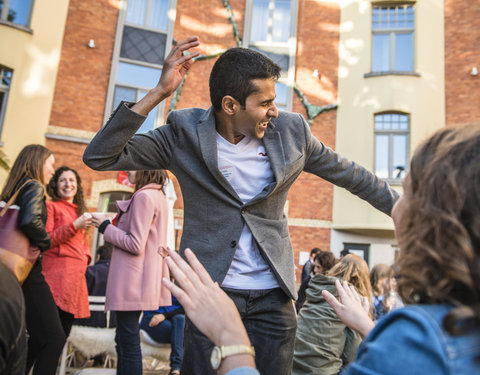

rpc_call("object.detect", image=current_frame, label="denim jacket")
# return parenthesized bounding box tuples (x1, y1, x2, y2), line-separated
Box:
(345, 304, 480, 374)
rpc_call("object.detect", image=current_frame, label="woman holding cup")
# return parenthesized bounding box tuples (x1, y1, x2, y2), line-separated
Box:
(41, 166, 93, 337)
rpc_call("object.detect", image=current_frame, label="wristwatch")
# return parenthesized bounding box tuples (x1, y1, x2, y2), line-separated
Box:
(210, 344, 255, 370)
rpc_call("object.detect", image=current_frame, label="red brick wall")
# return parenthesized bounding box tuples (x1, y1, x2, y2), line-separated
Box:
(49, 0, 120, 133)
(444, 0, 480, 126)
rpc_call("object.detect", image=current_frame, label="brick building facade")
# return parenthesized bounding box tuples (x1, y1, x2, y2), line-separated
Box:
(45, 0, 341, 281)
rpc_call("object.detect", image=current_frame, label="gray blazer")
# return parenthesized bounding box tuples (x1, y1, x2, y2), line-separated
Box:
(83, 103, 398, 299)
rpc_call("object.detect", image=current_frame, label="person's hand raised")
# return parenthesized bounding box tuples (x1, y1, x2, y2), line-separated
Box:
(322, 279, 374, 338)
(131, 36, 200, 116)
(155, 36, 200, 98)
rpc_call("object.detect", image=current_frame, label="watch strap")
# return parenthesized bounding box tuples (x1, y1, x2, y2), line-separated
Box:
(221, 344, 255, 359)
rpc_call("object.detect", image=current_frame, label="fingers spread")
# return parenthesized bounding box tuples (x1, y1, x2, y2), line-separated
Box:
(184, 248, 215, 286)
(322, 289, 342, 311)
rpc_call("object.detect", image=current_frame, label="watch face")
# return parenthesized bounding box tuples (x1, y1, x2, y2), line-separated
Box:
(210, 346, 222, 370)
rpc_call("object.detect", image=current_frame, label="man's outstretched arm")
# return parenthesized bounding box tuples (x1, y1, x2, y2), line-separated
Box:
(83, 37, 200, 172)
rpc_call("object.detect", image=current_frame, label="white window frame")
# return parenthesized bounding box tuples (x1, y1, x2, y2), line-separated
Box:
(374, 111, 410, 184)
(243, 0, 298, 111)
(370, 2, 415, 74)
(0, 67, 12, 141)
(104, 0, 177, 127)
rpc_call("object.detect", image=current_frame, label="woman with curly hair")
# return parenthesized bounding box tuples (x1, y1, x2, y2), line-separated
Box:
(293, 254, 371, 375)
(324, 124, 480, 374)
(42, 166, 93, 337)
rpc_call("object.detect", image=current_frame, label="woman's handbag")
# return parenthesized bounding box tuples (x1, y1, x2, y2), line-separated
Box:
(0, 179, 41, 284)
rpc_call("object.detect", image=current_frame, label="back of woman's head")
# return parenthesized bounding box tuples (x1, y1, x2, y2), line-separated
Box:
(396, 124, 480, 330)
(314, 251, 337, 274)
(370, 263, 395, 297)
(134, 170, 167, 192)
(327, 254, 372, 300)
(1, 144, 52, 201)
(47, 166, 87, 215)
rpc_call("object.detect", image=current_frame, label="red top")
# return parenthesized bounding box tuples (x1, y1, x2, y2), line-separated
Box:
(42, 200, 91, 318)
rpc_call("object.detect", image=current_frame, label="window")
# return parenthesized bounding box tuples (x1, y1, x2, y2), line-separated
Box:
(374, 112, 409, 182)
(371, 4, 414, 73)
(0, 0, 34, 28)
(0, 67, 12, 139)
(343, 243, 370, 266)
(106, 0, 176, 132)
(244, 0, 298, 111)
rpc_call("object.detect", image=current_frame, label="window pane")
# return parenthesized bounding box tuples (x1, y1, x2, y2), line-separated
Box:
(149, 0, 169, 30)
(7, 0, 32, 26)
(121, 26, 167, 65)
(375, 135, 389, 178)
(394, 33, 413, 71)
(392, 135, 407, 179)
(114, 86, 137, 109)
(117, 62, 161, 88)
(372, 34, 390, 72)
(251, 0, 269, 42)
(399, 115, 408, 130)
(136, 91, 158, 133)
(272, 0, 291, 43)
(126, 0, 147, 26)
(275, 82, 288, 109)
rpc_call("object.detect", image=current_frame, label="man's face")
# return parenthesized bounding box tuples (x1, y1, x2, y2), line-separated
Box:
(233, 78, 279, 140)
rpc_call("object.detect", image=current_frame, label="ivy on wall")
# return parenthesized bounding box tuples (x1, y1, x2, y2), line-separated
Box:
(169, 0, 338, 126)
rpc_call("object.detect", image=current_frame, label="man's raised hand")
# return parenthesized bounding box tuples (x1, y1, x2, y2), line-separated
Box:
(131, 36, 200, 116)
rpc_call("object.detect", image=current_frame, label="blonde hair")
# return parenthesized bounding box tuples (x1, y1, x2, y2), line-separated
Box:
(327, 254, 372, 303)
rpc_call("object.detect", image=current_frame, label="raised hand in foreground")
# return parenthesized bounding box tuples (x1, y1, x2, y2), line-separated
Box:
(163, 248, 256, 375)
(322, 279, 375, 338)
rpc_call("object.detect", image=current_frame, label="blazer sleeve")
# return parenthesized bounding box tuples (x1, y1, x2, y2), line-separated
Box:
(45, 202, 77, 249)
(300, 115, 399, 216)
(83, 102, 177, 172)
(16, 181, 51, 252)
(102, 191, 157, 256)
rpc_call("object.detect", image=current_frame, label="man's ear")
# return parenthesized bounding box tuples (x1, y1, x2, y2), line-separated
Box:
(221, 95, 239, 115)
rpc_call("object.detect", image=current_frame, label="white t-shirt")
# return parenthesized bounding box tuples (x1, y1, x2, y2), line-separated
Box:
(216, 132, 279, 290)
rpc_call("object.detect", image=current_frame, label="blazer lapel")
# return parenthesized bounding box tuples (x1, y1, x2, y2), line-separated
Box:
(262, 126, 285, 193)
(197, 108, 242, 202)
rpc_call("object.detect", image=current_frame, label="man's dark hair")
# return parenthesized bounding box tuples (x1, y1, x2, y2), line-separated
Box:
(310, 247, 321, 256)
(96, 244, 113, 261)
(340, 249, 351, 258)
(209, 48, 281, 112)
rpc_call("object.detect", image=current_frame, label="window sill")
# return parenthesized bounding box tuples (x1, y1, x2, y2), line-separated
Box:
(382, 178, 404, 186)
(0, 20, 33, 34)
(364, 71, 420, 78)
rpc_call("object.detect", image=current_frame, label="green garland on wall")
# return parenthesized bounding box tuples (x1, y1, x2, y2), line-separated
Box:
(169, 0, 338, 126)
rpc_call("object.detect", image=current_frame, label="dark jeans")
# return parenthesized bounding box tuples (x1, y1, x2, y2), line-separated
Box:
(57, 307, 75, 337)
(115, 310, 142, 375)
(140, 313, 185, 370)
(22, 261, 66, 375)
(181, 288, 297, 375)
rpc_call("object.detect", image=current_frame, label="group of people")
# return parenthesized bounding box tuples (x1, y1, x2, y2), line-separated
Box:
(1, 34, 479, 375)
(0, 150, 184, 374)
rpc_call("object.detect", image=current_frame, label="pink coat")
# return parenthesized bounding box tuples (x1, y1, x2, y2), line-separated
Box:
(104, 183, 171, 311)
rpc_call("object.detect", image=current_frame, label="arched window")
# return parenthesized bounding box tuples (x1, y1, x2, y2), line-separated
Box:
(374, 112, 409, 182)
